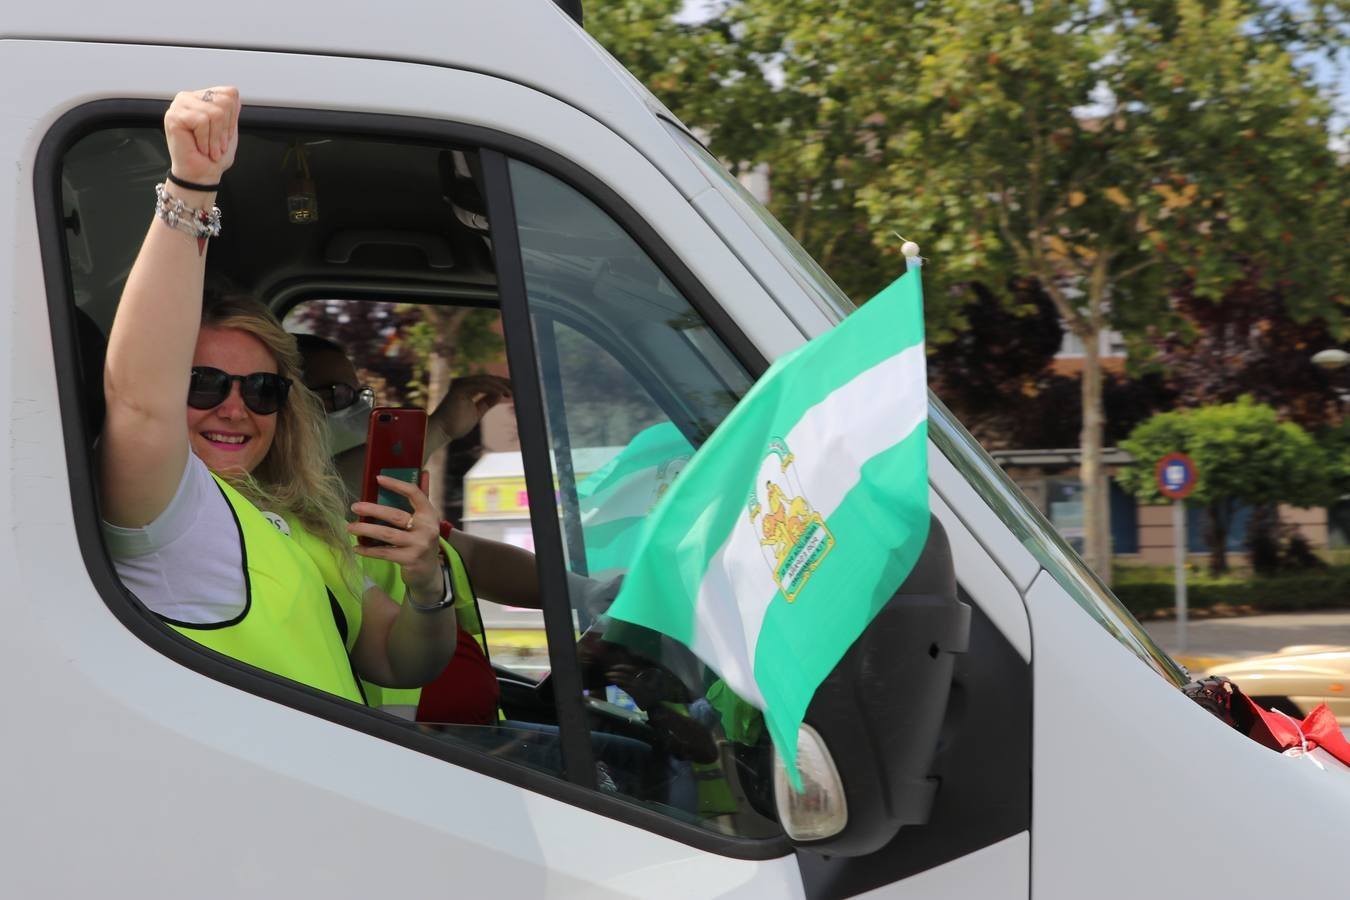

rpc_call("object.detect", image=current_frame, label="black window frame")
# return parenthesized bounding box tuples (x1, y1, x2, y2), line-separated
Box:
(35, 97, 781, 860)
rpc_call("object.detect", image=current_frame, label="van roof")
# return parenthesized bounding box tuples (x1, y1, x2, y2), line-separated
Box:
(1, 0, 675, 151)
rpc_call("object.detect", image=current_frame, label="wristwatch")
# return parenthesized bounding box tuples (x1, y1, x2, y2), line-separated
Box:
(406, 563, 454, 612)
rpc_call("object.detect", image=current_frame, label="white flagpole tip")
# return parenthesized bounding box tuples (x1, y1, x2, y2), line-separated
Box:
(900, 241, 920, 259)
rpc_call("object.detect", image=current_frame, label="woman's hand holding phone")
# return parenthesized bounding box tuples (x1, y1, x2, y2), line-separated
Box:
(349, 471, 444, 602)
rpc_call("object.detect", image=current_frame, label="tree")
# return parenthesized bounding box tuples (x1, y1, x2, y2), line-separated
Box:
(853, 0, 1348, 584)
(928, 276, 1174, 448)
(1117, 398, 1329, 574)
(1147, 269, 1347, 427)
(596, 0, 1348, 584)
(587, 2, 907, 310)
(1320, 418, 1350, 501)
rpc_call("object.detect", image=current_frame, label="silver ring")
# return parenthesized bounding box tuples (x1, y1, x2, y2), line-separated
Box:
(200, 89, 215, 102)
(403, 514, 415, 531)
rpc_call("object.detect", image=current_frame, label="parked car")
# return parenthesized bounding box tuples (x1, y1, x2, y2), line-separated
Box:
(1209, 645, 1350, 726)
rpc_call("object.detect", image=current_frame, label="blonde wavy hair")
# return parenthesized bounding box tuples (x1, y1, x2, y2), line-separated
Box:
(200, 295, 353, 563)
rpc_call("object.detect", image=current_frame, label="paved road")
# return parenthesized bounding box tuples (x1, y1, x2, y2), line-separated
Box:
(1143, 611, 1350, 664)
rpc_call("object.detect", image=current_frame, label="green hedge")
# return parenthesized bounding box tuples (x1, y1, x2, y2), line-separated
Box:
(1113, 565, 1350, 618)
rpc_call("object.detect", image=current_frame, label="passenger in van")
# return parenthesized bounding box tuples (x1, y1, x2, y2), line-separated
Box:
(100, 86, 459, 703)
(297, 333, 620, 620)
(296, 332, 511, 498)
(294, 333, 505, 722)
(290, 306, 742, 810)
(297, 333, 616, 722)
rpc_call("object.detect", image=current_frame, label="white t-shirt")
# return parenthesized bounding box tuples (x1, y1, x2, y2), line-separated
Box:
(103, 455, 439, 626)
(103, 454, 248, 625)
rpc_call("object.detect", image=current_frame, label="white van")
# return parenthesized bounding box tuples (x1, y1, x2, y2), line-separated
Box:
(3, 2, 1347, 897)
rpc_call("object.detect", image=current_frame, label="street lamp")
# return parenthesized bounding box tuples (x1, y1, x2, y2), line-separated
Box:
(1313, 348, 1350, 414)
(1312, 348, 1350, 371)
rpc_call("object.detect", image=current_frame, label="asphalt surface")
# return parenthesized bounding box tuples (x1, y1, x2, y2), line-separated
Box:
(1143, 611, 1350, 666)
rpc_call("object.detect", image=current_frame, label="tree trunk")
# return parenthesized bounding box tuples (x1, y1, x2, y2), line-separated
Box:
(1245, 504, 1281, 576)
(1206, 502, 1229, 576)
(421, 306, 469, 519)
(425, 350, 452, 516)
(1079, 327, 1113, 585)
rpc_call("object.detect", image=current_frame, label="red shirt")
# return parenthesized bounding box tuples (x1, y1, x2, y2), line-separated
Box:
(415, 627, 500, 725)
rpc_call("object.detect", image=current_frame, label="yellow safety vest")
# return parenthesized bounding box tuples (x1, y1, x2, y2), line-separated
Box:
(165, 476, 365, 704)
(284, 523, 483, 715)
(281, 520, 365, 655)
(359, 540, 481, 713)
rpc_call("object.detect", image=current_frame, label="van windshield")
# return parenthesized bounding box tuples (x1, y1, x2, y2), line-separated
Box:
(666, 119, 1186, 686)
(928, 397, 1189, 686)
(662, 120, 856, 323)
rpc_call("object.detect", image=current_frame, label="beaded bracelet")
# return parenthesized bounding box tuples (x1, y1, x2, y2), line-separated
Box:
(153, 183, 222, 242)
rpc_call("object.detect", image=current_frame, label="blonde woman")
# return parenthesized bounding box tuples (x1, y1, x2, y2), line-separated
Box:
(100, 86, 457, 700)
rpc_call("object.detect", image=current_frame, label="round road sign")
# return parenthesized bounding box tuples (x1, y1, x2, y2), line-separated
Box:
(1156, 452, 1197, 500)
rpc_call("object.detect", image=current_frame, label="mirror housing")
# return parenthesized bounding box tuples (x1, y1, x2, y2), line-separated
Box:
(784, 515, 970, 856)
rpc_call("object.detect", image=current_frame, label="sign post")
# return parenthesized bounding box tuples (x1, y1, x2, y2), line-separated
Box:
(1156, 452, 1197, 653)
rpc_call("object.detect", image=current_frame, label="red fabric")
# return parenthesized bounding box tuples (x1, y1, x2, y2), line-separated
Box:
(1240, 696, 1350, 766)
(415, 627, 500, 726)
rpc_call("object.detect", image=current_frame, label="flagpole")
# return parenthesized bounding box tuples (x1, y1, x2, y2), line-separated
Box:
(902, 239, 921, 272)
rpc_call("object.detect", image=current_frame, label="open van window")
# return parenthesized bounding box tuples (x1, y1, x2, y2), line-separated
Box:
(49, 107, 788, 849)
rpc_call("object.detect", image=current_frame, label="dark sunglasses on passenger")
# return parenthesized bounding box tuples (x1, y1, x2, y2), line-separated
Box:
(187, 366, 291, 415)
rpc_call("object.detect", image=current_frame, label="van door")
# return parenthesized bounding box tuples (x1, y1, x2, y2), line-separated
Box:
(480, 83, 1035, 900)
(11, 39, 805, 897)
(14, 35, 1036, 898)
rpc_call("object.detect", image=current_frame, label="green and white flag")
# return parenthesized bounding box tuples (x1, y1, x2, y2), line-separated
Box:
(578, 422, 693, 578)
(606, 264, 930, 778)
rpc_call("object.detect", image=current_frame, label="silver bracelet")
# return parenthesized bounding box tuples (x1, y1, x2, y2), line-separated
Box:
(153, 183, 222, 240)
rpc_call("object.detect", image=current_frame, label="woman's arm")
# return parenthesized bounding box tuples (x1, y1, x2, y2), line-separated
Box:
(348, 472, 458, 687)
(423, 375, 512, 461)
(445, 528, 542, 608)
(350, 583, 458, 689)
(101, 87, 239, 527)
(445, 530, 621, 617)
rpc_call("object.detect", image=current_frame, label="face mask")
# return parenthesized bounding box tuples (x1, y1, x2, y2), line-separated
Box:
(325, 394, 373, 456)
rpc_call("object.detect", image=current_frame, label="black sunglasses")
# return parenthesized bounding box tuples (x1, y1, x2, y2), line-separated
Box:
(188, 367, 291, 415)
(310, 382, 375, 414)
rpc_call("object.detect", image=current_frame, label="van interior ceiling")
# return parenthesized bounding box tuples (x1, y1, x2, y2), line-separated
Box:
(60, 126, 500, 327)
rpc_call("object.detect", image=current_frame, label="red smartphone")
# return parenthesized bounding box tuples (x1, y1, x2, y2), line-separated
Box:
(358, 407, 428, 547)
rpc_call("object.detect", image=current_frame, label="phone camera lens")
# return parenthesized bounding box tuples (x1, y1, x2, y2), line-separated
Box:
(378, 413, 393, 423)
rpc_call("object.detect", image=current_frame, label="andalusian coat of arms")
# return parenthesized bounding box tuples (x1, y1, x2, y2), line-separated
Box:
(746, 438, 834, 602)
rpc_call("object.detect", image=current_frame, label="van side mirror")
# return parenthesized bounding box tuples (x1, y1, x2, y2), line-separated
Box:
(781, 515, 970, 856)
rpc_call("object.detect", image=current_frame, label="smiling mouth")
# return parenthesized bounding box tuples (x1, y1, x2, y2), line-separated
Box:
(202, 432, 251, 447)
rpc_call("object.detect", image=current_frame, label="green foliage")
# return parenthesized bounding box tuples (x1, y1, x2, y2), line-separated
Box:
(850, 0, 1346, 333)
(587, 1, 901, 309)
(398, 306, 502, 408)
(589, 0, 1348, 347)
(1112, 563, 1350, 617)
(1118, 397, 1330, 508)
(1320, 418, 1350, 499)
(588, 0, 1348, 580)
